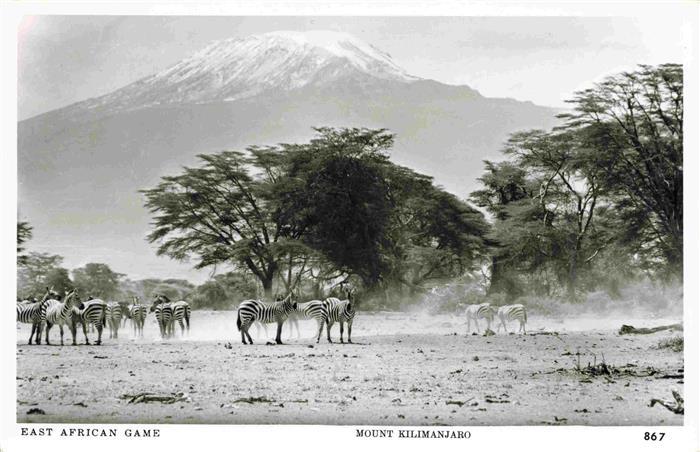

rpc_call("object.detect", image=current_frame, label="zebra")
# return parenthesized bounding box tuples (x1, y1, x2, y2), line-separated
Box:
(105, 302, 123, 339)
(289, 300, 328, 343)
(44, 289, 80, 345)
(129, 297, 148, 338)
(16, 287, 56, 345)
(152, 295, 190, 337)
(496, 304, 528, 334)
(465, 303, 495, 334)
(70, 297, 108, 345)
(150, 300, 174, 339)
(236, 294, 297, 345)
(322, 290, 357, 344)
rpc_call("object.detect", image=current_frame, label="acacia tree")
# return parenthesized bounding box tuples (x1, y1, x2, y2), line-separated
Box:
(144, 127, 489, 300)
(142, 148, 297, 297)
(562, 64, 683, 276)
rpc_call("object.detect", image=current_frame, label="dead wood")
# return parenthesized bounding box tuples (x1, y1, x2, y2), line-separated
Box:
(619, 324, 683, 335)
(649, 390, 684, 415)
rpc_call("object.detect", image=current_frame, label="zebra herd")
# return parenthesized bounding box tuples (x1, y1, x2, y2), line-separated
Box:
(18, 286, 526, 346)
(15, 288, 191, 345)
(236, 289, 357, 345)
(464, 303, 528, 334)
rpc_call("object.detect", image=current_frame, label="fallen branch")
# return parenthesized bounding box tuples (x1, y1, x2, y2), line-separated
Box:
(232, 396, 275, 404)
(619, 324, 682, 335)
(650, 390, 684, 415)
(122, 392, 190, 404)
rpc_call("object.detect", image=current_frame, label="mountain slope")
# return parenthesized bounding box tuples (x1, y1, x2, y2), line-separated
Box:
(18, 31, 559, 281)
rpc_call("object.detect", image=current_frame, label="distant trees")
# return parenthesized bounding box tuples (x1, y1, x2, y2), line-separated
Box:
(72, 263, 124, 299)
(17, 221, 33, 264)
(472, 64, 683, 300)
(17, 252, 66, 298)
(143, 128, 489, 300)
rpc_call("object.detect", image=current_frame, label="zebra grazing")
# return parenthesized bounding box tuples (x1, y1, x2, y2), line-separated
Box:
(105, 302, 123, 339)
(16, 287, 57, 345)
(465, 303, 495, 334)
(496, 304, 528, 334)
(44, 289, 80, 345)
(129, 298, 148, 338)
(70, 298, 108, 345)
(236, 294, 297, 345)
(322, 290, 357, 344)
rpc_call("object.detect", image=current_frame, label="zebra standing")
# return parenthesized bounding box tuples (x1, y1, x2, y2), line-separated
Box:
(129, 297, 148, 338)
(105, 302, 123, 339)
(44, 289, 79, 345)
(16, 287, 56, 345)
(152, 295, 190, 337)
(496, 304, 528, 334)
(70, 297, 108, 345)
(150, 300, 174, 339)
(465, 303, 495, 334)
(322, 290, 357, 344)
(236, 294, 297, 345)
(287, 300, 328, 343)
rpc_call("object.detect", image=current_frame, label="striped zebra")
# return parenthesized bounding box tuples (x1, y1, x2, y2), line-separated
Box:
(322, 290, 357, 344)
(44, 289, 80, 345)
(105, 302, 123, 339)
(465, 303, 495, 334)
(70, 298, 108, 345)
(236, 294, 297, 345)
(150, 301, 174, 339)
(153, 295, 191, 337)
(129, 298, 148, 338)
(496, 304, 528, 334)
(16, 287, 56, 345)
(286, 300, 328, 343)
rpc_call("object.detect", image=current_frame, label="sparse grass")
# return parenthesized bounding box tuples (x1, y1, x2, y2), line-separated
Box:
(657, 336, 683, 352)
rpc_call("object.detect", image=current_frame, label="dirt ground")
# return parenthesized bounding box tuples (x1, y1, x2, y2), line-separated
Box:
(16, 311, 684, 425)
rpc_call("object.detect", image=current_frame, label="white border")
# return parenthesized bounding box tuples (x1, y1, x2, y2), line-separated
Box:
(1, 2, 698, 452)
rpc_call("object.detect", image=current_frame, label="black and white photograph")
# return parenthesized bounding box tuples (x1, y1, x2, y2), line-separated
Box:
(2, 1, 699, 451)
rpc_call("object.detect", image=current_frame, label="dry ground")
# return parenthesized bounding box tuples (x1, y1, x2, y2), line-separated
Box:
(16, 311, 684, 425)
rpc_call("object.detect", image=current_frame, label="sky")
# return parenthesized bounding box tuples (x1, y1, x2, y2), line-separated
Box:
(18, 15, 686, 120)
(15, 15, 688, 284)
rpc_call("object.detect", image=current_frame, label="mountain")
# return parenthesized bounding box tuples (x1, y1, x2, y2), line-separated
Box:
(18, 30, 559, 281)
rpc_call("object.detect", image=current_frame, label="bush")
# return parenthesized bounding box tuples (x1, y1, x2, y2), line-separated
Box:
(656, 336, 683, 352)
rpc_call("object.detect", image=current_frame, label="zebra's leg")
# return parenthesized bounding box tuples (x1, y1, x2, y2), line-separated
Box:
(466, 316, 470, 334)
(27, 323, 35, 345)
(82, 321, 90, 345)
(475, 318, 480, 334)
(35, 322, 43, 345)
(326, 321, 334, 343)
(59, 324, 64, 346)
(245, 323, 254, 345)
(178, 319, 185, 336)
(45, 322, 52, 345)
(95, 323, 103, 345)
(275, 321, 284, 345)
(348, 320, 353, 344)
(69, 322, 78, 345)
(315, 319, 324, 344)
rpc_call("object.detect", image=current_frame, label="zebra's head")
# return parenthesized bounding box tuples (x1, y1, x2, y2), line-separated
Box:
(280, 293, 297, 312)
(64, 289, 78, 307)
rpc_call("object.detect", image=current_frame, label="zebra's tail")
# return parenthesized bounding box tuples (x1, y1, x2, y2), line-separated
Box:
(236, 309, 241, 331)
(185, 306, 191, 329)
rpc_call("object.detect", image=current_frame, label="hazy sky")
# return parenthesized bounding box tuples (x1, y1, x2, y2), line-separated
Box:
(18, 15, 685, 120)
(15, 15, 688, 284)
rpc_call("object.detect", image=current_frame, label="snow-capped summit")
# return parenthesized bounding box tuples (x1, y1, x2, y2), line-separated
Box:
(84, 30, 420, 112)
